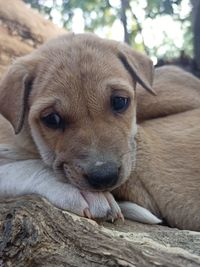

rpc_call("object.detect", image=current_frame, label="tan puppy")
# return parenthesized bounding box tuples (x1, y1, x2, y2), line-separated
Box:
(0, 33, 199, 230)
(0, 33, 159, 223)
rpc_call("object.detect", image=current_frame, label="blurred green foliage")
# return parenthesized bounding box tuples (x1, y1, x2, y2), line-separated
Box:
(23, 0, 193, 60)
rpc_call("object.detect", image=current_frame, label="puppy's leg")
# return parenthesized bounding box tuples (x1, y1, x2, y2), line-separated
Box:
(0, 160, 90, 216)
(118, 202, 162, 224)
(0, 159, 122, 220)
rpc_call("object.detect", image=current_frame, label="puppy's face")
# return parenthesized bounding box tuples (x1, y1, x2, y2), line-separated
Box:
(0, 33, 154, 191)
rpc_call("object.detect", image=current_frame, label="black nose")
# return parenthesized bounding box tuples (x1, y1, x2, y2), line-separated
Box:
(85, 162, 119, 190)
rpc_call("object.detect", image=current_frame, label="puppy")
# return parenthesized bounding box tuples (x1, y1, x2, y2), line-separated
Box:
(0, 33, 160, 223)
(0, 33, 200, 230)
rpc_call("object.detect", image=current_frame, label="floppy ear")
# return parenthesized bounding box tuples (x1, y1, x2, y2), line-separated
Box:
(118, 43, 156, 95)
(0, 55, 40, 134)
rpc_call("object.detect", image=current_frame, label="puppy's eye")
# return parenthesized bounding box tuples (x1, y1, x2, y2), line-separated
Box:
(111, 96, 130, 113)
(41, 113, 64, 129)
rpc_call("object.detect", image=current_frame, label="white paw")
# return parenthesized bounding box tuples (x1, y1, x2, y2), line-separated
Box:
(35, 178, 123, 221)
(81, 191, 123, 221)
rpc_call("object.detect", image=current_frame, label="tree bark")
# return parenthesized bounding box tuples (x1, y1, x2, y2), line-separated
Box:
(1, 196, 200, 267)
(120, 0, 130, 44)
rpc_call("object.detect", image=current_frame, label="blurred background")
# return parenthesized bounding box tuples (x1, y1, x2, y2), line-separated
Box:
(23, 0, 200, 76)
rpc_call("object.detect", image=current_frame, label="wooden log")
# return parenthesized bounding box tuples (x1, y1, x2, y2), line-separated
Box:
(0, 196, 200, 267)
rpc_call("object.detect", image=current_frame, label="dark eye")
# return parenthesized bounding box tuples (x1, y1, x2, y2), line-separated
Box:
(41, 113, 64, 130)
(111, 96, 130, 113)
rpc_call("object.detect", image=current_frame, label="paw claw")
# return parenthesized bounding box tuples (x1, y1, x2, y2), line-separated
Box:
(84, 208, 92, 219)
(118, 212, 124, 221)
(106, 209, 113, 218)
(106, 210, 115, 222)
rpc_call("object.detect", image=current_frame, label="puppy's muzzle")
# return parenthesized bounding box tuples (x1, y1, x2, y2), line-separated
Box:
(84, 162, 120, 190)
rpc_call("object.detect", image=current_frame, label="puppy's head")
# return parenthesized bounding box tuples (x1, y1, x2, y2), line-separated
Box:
(0, 33, 154, 191)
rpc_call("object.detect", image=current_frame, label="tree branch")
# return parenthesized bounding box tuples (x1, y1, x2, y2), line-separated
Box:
(128, 3, 149, 55)
(120, 0, 130, 44)
(0, 196, 200, 267)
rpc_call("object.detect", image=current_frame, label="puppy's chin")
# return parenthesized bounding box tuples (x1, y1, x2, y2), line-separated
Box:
(66, 178, 127, 192)
(62, 163, 131, 192)
(52, 142, 135, 192)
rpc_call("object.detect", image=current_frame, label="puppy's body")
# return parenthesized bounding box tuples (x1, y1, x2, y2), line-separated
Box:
(113, 66, 200, 230)
(0, 34, 200, 230)
(115, 109, 200, 230)
(137, 66, 200, 122)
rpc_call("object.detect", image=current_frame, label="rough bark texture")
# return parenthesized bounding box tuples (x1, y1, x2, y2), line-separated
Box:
(1, 196, 200, 267)
(0, 1, 200, 267)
